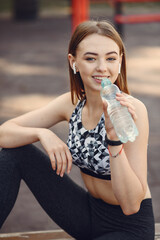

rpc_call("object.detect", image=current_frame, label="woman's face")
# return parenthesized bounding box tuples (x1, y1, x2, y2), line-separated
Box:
(69, 33, 122, 94)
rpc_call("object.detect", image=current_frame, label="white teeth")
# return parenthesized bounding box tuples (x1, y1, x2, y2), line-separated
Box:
(93, 77, 109, 80)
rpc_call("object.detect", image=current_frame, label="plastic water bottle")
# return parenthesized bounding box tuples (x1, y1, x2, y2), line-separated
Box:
(101, 78, 139, 143)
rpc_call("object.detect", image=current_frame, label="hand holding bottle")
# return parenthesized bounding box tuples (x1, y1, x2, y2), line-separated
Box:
(101, 78, 139, 143)
(102, 93, 138, 140)
(102, 99, 118, 141)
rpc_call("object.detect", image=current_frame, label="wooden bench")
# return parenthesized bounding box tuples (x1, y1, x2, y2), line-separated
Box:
(0, 223, 160, 239)
(0, 229, 73, 240)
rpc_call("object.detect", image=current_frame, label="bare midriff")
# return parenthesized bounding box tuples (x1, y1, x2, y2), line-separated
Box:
(81, 172, 151, 205)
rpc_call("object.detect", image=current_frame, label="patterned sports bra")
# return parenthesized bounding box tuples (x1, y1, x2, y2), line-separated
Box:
(67, 99, 111, 180)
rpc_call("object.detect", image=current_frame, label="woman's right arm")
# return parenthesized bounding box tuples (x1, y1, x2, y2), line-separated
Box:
(0, 92, 73, 177)
(0, 121, 42, 148)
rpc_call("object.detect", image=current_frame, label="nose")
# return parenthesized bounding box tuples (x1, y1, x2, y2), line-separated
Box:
(96, 60, 107, 73)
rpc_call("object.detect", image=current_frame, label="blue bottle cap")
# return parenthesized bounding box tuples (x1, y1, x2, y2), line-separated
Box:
(101, 78, 112, 88)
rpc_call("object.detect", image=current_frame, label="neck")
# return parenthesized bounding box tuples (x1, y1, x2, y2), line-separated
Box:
(85, 90, 103, 114)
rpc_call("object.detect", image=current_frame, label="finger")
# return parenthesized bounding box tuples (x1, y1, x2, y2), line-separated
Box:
(50, 153, 56, 171)
(118, 99, 137, 121)
(55, 152, 62, 175)
(116, 96, 133, 105)
(119, 100, 135, 111)
(60, 151, 67, 177)
(116, 92, 128, 97)
(65, 149, 72, 174)
(128, 108, 138, 121)
(102, 98, 108, 108)
(116, 92, 123, 97)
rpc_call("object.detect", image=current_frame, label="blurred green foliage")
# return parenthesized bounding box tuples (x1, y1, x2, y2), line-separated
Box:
(0, 0, 12, 13)
(0, 0, 159, 14)
(0, 0, 70, 13)
(40, 0, 69, 9)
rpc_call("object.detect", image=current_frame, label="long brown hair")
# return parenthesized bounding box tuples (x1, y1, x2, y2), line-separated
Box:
(68, 20, 129, 104)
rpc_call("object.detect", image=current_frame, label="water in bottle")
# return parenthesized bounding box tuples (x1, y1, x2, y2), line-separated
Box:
(101, 78, 139, 143)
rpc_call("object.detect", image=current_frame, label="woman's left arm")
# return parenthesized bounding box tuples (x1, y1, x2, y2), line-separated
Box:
(105, 95, 149, 215)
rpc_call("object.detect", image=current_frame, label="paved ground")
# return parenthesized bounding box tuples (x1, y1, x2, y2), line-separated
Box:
(0, 5, 160, 233)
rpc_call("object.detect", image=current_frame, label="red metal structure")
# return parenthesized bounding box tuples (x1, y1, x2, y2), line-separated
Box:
(115, 14, 160, 24)
(113, 0, 160, 35)
(71, 0, 160, 36)
(71, 0, 89, 32)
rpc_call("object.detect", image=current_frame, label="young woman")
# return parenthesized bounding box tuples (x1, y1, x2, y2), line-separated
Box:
(0, 20, 155, 240)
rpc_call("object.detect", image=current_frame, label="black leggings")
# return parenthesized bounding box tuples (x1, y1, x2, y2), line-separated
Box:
(0, 144, 155, 240)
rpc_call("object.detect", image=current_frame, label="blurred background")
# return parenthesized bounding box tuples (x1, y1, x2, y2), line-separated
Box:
(0, 0, 160, 233)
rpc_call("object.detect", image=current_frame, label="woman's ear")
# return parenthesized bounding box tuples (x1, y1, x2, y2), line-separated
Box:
(68, 54, 75, 69)
(118, 53, 123, 74)
(68, 54, 78, 74)
(119, 53, 123, 65)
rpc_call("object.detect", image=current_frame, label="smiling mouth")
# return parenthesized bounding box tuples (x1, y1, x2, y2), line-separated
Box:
(93, 76, 110, 83)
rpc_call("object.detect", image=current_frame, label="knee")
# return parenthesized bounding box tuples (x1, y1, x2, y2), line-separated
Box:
(0, 144, 45, 171)
(0, 144, 33, 161)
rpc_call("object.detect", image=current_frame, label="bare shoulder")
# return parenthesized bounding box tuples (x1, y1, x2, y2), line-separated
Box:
(126, 95, 149, 152)
(52, 92, 76, 121)
(130, 96, 147, 117)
